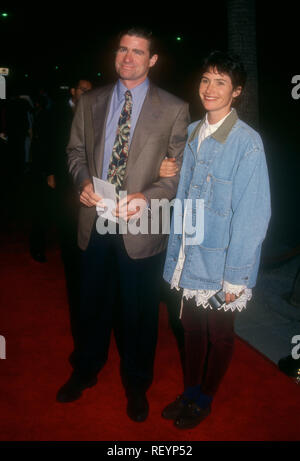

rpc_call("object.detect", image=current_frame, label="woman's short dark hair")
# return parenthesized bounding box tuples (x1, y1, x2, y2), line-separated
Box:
(200, 50, 247, 90)
(117, 27, 157, 57)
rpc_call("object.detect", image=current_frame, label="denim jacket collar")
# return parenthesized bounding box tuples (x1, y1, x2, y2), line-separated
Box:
(189, 108, 238, 145)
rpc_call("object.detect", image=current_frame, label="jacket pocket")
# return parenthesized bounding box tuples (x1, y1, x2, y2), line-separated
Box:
(185, 245, 226, 284)
(204, 175, 232, 217)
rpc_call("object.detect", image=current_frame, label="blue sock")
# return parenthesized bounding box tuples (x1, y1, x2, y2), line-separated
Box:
(183, 385, 213, 409)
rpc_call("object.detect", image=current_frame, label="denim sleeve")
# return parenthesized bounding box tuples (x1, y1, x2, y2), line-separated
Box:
(223, 144, 271, 287)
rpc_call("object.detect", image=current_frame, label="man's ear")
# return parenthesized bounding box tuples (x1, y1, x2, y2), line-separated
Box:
(149, 54, 158, 68)
(70, 88, 75, 97)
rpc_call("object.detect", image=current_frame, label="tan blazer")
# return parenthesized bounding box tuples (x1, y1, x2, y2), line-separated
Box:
(67, 82, 190, 259)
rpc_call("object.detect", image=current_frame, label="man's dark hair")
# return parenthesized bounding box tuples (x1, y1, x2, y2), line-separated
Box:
(200, 50, 247, 90)
(117, 27, 157, 57)
(69, 77, 92, 90)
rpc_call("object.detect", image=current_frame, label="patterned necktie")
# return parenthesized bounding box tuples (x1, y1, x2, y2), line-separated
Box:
(107, 90, 132, 194)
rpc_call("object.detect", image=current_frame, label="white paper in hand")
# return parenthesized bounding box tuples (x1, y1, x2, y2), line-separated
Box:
(92, 176, 118, 223)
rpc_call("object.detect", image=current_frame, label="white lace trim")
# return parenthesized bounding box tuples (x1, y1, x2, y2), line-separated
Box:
(182, 288, 216, 310)
(174, 286, 252, 314)
(171, 249, 252, 313)
(222, 281, 245, 296)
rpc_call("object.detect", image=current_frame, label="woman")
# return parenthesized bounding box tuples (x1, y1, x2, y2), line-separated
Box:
(160, 51, 271, 429)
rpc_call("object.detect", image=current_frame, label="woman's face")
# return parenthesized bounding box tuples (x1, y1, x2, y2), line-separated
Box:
(199, 67, 242, 121)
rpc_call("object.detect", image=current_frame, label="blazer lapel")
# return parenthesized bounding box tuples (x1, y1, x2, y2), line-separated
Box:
(91, 84, 114, 178)
(124, 84, 162, 181)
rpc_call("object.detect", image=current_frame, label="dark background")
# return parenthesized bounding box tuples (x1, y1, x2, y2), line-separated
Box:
(1, 3, 299, 121)
(1, 2, 299, 259)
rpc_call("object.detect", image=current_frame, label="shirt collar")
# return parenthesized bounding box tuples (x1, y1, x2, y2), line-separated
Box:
(116, 78, 149, 102)
(189, 108, 239, 145)
(204, 109, 233, 131)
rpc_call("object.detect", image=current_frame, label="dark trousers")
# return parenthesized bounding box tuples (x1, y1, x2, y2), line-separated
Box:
(72, 221, 165, 395)
(55, 183, 81, 346)
(181, 298, 236, 396)
(162, 284, 185, 373)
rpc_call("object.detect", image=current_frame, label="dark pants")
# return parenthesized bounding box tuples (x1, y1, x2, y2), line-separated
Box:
(72, 221, 165, 395)
(162, 284, 185, 373)
(181, 298, 236, 396)
(55, 183, 81, 346)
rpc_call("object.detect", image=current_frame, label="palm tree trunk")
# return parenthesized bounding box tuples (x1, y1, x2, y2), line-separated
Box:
(227, 0, 259, 128)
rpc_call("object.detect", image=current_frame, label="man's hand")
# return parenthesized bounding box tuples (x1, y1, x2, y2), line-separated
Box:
(79, 180, 103, 207)
(114, 193, 147, 221)
(159, 157, 178, 178)
(47, 175, 56, 189)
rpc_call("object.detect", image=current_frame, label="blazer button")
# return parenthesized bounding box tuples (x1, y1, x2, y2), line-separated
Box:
(206, 174, 211, 182)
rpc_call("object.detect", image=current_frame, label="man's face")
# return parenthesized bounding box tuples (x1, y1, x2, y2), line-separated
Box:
(115, 34, 158, 88)
(71, 80, 92, 104)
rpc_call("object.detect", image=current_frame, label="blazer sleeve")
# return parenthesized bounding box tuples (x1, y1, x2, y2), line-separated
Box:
(67, 96, 91, 189)
(142, 102, 190, 202)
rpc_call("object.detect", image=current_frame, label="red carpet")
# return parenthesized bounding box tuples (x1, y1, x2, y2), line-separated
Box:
(0, 231, 300, 441)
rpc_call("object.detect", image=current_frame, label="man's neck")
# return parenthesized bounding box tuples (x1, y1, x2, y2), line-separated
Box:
(119, 76, 148, 90)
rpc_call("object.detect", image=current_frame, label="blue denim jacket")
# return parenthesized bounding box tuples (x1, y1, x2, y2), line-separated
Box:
(163, 109, 271, 291)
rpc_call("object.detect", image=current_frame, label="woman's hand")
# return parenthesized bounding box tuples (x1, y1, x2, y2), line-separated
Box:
(113, 193, 147, 221)
(159, 157, 178, 178)
(225, 290, 244, 304)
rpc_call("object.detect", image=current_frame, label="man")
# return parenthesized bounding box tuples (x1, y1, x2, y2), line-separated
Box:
(57, 28, 190, 422)
(29, 79, 92, 263)
(46, 78, 93, 251)
(47, 79, 93, 341)
(47, 78, 92, 190)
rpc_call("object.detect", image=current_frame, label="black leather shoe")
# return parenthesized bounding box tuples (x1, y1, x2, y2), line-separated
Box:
(56, 372, 98, 403)
(162, 394, 188, 420)
(127, 393, 149, 422)
(174, 401, 211, 429)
